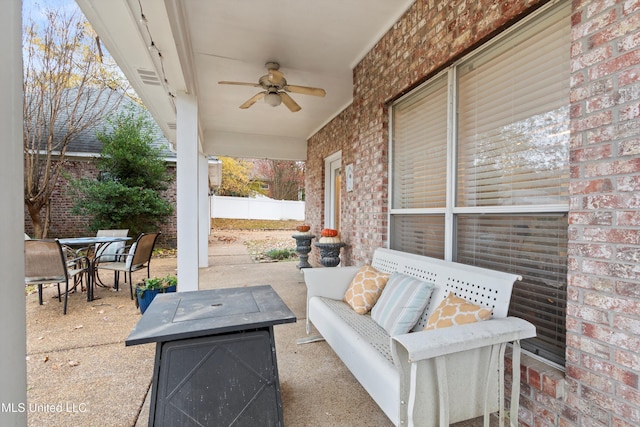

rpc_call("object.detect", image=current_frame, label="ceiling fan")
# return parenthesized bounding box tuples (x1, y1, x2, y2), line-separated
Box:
(218, 62, 326, 112)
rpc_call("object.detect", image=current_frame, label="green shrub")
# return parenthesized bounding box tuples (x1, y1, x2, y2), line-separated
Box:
(70, 106, 174, 237)
(265, 248, 295, 260)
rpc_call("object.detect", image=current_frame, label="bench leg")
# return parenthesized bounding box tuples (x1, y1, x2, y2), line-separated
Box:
(435, 356, 449, 427)
(485, 344, 502, 427)
(509, 340, 522, 427)
(296, 335, 325, 345)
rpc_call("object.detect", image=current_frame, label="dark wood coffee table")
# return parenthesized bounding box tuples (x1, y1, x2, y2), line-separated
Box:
(126, 285, 296, 427)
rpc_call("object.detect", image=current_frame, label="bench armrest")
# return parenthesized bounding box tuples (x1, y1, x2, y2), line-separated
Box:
(303, 266, 360, 334)
(391, 317, 536, 427)
(392, 317, 535, 362)
(303, 266, 360, 300)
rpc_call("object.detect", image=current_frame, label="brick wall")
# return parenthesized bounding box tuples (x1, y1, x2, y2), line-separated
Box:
(566, 1, 640, 426)
(24, 159, 177, 248)
(306, 0, 640, 426)
(307, 0, 544, 263)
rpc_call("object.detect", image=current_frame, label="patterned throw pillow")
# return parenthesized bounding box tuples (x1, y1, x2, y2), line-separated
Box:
(424, 293, 492, 330)
(371, 272, 435, 336)
(344, 265, 391, 314)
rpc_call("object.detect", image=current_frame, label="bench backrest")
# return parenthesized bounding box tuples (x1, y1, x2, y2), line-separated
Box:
(370, 248, 521, 330)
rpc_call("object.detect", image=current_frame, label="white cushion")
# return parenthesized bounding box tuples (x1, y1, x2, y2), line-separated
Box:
(125, 243, 137, 269)
(308, 297, 400, 424)
(371, 272, 435, 336)
(96, 241, 125, 262)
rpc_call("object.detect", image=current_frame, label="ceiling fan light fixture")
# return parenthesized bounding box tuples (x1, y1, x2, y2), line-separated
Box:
(264, 92, 281, 107)
(219, 62, 324, 112)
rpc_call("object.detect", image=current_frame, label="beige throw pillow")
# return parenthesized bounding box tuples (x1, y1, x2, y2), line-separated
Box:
(344, 265, 390, 314)
(424, 293, 492, 330)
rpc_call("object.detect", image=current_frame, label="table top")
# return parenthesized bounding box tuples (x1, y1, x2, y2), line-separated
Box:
(125, 285, 296, 346)
(58, 236, 131, 246)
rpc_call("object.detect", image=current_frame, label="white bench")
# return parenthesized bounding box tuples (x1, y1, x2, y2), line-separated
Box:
(303, 248, 536, 427)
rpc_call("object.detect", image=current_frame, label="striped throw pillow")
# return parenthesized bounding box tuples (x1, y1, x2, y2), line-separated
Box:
(371, 272, 435, 336)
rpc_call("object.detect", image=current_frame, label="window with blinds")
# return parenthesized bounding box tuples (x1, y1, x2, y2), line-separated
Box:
(456, 5, 570, 208)
(390, 1, 570, 366)
(456, 214, 568, 364)
(392, 74, 448, 210)
(391, 214, 445, 259)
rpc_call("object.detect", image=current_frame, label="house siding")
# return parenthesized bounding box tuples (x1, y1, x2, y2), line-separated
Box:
(306, 0, 640, 426)
(24, 159, 178, 248)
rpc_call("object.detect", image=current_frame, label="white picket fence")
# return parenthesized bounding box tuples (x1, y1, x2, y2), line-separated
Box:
(211, 195, 305, 221)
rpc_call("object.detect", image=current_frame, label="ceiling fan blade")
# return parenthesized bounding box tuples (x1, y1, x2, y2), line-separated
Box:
(239, 91, 266, 109)
(268, 69, 284, 84)
(219, 81, 262, 88)
(284, 85, 326, 97)
(280, 92, 301, 112)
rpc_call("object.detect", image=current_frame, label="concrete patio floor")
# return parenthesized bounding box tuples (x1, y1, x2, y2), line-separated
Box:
(25, 230, 495, 426)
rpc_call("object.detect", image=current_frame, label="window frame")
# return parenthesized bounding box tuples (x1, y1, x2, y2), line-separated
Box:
(388, 1, 569, 367)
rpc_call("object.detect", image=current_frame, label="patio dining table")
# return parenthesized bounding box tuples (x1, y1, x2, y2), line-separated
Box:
(58, 236, 131, 301)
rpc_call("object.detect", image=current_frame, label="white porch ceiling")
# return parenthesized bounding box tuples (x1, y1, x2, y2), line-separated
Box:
(76, 0, 414, 160)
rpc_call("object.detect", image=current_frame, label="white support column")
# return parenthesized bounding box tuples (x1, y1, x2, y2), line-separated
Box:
(176, 93, 200, 292)
(0, 1, 27, 424)
(198, 155, 210, 268)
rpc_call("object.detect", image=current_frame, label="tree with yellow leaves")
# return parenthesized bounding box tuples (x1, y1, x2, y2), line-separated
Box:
(215, 157, 264, 197)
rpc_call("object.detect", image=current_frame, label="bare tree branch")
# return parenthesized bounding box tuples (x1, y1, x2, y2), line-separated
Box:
(23, 6, 129, 238)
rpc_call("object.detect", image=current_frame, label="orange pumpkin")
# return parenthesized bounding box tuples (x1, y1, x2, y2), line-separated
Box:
(321, 228, 338, 237)
(296, 224, 311, 232)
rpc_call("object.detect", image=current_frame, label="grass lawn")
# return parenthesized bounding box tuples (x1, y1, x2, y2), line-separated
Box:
(211, 218, 301, 230)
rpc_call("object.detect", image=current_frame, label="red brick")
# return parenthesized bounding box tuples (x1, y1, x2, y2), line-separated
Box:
(573, 8, 618, 39)
(567, 365, 614, 393)
(572, 144, 613, 161)
(619, 138, 640, 156)
(623, 0, 640, 15)
(570, 110, 613, 132)
(583, 193, 640, 209)
(573, 44, 613, 72)
(567, 301, 609, 323)
(613, 416, 639, 427)
(583, 322, 640, 352)
(614, 349, 640, 371)
(619, 66, 640, 86)
(568, 211, 613, 225)
(569, 178, 614, 193)
(591, 13, 640, 49)
(590, 49, 640, 80)
(616, 246, 640, 262)
(527, 366, 541, 390)
(584, 290, 640, 312)
(569, 274, 614, 293)
(616, 280, 640, 298)
(615, 210, 640, 227)
(620, 102, 640, 121)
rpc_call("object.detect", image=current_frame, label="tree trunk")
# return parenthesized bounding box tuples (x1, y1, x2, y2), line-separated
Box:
(43, 201, 51, 239)
(26, 201, 44, 239)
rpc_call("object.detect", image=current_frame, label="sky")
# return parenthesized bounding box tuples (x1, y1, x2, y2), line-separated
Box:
(23, 0, 80, 26)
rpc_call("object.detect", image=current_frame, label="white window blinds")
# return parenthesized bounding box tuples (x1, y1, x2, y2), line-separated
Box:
(456, 5, 570, 207)
(392, 75, 448, 210)
(390, 1, 570, 366)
